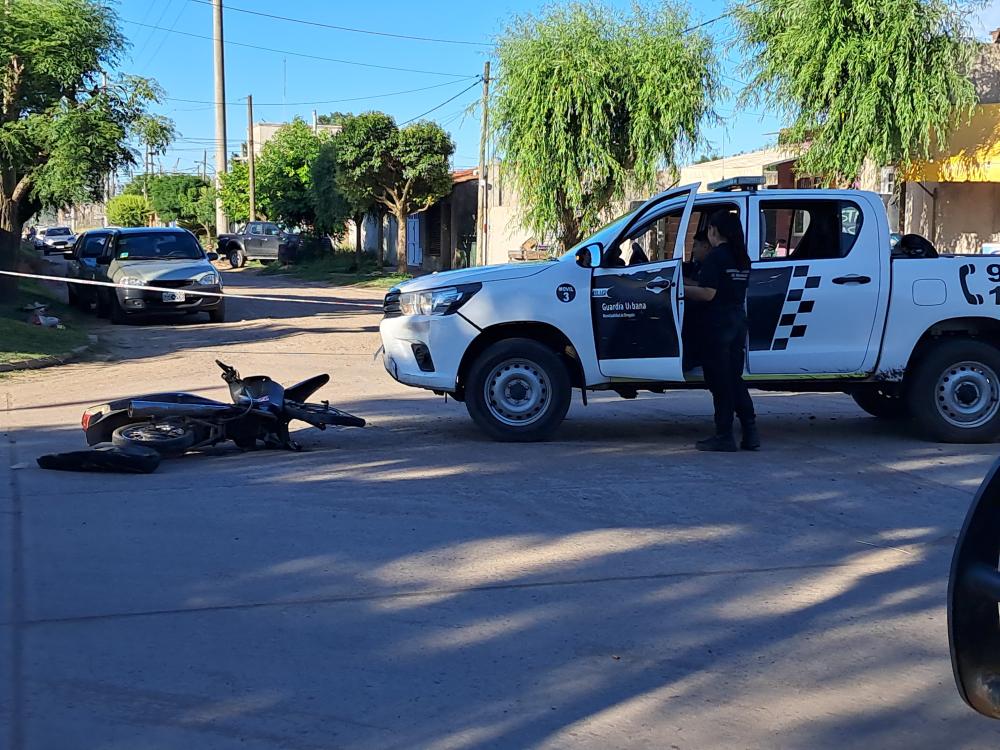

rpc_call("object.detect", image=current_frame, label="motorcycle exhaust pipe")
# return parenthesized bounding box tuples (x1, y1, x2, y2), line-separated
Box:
(128, 401, 233, 419)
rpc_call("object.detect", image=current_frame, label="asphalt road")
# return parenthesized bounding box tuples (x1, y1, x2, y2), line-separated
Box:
(3, 265, 1000, 749)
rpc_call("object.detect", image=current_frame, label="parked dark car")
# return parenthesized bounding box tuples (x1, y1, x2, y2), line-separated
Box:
(217, 221, 299, 267)
(65, 227, 225, 324)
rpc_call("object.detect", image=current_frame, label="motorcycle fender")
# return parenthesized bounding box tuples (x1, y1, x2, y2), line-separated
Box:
(284, 374, 330, 403)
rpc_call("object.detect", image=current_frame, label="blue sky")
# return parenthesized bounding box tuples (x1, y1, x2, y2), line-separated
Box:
(114, 0, 1000, 182)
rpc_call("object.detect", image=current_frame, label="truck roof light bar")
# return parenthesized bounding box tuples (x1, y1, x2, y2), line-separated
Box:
(708, 176, 765, 193)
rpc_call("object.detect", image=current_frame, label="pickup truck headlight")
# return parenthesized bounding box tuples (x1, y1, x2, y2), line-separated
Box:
(195, 271, 220, 286)
(399, 284, 481, 316)
(119, 276, 146, 287)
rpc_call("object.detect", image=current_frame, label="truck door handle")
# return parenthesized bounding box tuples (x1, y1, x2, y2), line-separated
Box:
(645, 280, 673, 293)
(832, 275, 871, 285)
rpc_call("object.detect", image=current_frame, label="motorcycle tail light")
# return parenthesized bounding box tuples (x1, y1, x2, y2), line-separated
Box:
(82, 405, 106, 431)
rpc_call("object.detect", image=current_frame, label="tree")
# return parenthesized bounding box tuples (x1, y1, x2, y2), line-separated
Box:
(106, 194, 151, 227)
(256, 118, 325, 228)
(0, 0, 169, 294)
(218, 160, 250, 225)
(333, 112, 454, 273)
(146, 173, 210, 226)
(734, 0, 978, 181)
(317, 111, 351, 126)
(311, 139, 352, 244)
(493, 2, 718, 249)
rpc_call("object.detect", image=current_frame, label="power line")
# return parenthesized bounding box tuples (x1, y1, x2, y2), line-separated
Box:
(161, 77, 478, 107)
(400, 78, 482, 125)
(132, 0, 175, 63)
(681, 0, 763, 34)
(143, 0, 191, 69)
(186, 0, 492, 48)
(122, 19, 473, 78)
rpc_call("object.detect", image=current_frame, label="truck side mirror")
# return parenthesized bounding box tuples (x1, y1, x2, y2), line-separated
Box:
(575, 243, 601, 269)
(949, 457, 1000, 719)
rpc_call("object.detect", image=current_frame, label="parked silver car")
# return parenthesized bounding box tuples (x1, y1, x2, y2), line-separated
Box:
(66, 227, 225, 324)
(35, 226, 76, 255)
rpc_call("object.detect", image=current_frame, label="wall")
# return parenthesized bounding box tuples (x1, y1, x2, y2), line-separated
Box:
(677, 148, 798, 190)
(905, 181, 1000, 253)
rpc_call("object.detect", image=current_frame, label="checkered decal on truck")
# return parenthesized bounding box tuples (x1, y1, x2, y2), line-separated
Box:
(770, 265, 820, 351)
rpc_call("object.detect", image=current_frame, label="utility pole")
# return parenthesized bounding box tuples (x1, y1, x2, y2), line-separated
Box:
(475, 61, 490, 268)
(202, 150, 208, 181)
(312, 109, 318, 135)
(143, 142, 150, 199)
(213, 0, 229, 234)
(247, 94, 256, 222)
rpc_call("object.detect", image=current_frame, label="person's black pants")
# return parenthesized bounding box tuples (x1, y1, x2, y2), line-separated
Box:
(702, 312, 755, 435)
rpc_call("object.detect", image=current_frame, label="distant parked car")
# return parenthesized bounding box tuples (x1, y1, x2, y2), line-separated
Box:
(35, 226, 76, 255)
(65, 227, 225, 324)
(218, 221, 300, 267)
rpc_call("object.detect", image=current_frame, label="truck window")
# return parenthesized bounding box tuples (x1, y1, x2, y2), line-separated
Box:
(603, 202, 739, 268)
(759, 200, 864, 261)
(263, 223, 280, 236)
(249, 223, 262, 235)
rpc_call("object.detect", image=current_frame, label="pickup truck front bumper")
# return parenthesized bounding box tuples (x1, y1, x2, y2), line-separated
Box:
(379, 313, 478, 391)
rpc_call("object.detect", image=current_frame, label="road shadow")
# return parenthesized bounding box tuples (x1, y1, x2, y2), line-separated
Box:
(5, 402, 1000, 748)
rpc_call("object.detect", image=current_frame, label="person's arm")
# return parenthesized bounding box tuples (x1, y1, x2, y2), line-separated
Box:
(686, 284, 717, 302)
(688, 250, 720, 302)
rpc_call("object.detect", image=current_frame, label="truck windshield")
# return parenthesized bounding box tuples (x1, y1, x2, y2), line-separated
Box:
(116, 232, 203, 260)
(560, 211, 636, 261)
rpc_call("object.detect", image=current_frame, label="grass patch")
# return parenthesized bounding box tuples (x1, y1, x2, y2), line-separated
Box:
(260, 251, 411, 289)
(0, 279, 92, 365)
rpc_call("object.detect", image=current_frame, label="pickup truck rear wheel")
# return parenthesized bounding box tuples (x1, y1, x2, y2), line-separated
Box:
(850, 386, 908, 419)
(907, 339, 1000, 443)
(465, 338, 571, 442)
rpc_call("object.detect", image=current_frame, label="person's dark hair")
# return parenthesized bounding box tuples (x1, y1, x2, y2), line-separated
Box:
(693, 230, 708, 243)
(707, 210, 750, 271)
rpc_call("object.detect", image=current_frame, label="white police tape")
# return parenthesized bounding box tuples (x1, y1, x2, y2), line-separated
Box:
(0, 269, 372, 307)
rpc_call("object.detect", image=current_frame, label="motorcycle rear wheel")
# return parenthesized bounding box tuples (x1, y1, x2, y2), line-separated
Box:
(112, 421, 197, 456)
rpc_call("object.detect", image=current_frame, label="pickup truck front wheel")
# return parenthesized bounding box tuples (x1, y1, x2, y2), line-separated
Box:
(465, 338, 571, 442)
(908, 339, 1000, 443)
(228, 247, 246, 268)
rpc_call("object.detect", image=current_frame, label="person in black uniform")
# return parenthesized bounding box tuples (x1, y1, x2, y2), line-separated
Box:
(684, 211, 759, 452)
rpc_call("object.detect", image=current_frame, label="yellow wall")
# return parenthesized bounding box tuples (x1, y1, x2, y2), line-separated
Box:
(905, 104, 1000, 182)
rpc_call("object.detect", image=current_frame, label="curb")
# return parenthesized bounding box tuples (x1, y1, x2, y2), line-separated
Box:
(0, 335, 98, 373)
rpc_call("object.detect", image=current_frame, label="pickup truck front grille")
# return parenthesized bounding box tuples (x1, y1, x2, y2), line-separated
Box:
(383, 290, 401, 318)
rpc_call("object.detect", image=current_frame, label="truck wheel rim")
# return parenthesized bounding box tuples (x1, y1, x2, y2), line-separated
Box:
(125, 423, 187, 442)
(485, 359, 550, 427)
(936, 361, 1000, 429)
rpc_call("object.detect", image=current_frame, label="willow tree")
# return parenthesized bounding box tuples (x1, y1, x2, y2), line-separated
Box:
(493, 2, 718, 249)
(734, 0, 978, 181)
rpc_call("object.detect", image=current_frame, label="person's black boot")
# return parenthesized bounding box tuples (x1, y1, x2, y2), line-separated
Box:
(740, 421, 761, 451)
(696, 434, 739, 452)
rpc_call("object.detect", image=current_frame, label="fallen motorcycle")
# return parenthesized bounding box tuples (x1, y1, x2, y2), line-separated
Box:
(80, 360, 365, 455)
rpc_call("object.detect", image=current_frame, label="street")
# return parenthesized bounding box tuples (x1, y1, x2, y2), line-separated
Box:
(3, 267, 1000, 749)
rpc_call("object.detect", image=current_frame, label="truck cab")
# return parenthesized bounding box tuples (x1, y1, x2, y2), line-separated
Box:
(380, 180, 1000, 443)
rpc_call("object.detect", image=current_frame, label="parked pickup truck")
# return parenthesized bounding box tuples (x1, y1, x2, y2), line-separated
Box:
(380, 178, 1000, 443)
(218, 221, 299, 268)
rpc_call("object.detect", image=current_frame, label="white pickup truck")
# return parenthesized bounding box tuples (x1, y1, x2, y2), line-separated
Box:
(380, 179, 1000, 443)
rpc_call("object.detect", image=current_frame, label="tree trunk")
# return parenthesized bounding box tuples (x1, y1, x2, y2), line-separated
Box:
(354, 213, 363, 272)
(0, 195, 23, 298)
(395, 208, 408, 275)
